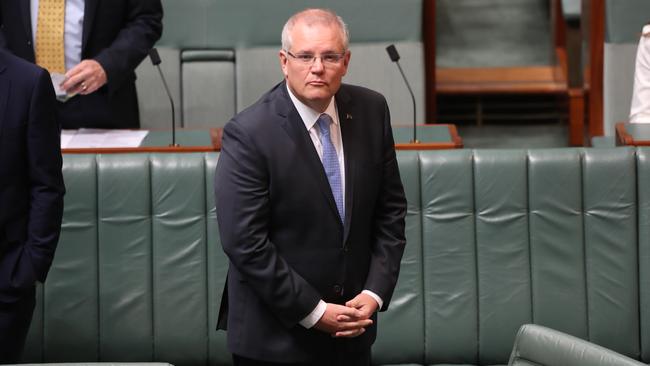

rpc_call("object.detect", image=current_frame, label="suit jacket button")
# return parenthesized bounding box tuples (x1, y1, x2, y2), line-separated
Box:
(333, 284, 342, 295)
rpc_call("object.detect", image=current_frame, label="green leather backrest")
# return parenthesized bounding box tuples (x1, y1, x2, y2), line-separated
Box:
(637, 148, 650, 362)
(372, 151, 425, 365)
(509, 324, 646, 366)
(23, 148, 650, 365)
(23, 154, 229, 365)
(420, 148, 642, 365)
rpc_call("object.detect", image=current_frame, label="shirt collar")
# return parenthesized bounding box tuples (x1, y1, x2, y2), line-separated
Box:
(286, 83, 338, 132)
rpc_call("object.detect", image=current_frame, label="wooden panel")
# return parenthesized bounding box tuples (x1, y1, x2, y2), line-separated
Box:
(586, 0, 605, 137)
(436, 65, 567, 94)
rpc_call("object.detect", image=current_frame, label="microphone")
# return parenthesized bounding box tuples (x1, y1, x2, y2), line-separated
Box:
(149, 48, 178, 147)
(386, 44, 418, 143)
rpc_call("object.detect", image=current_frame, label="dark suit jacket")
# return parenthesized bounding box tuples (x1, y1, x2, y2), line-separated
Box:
(0, 49, 65, 305)
(0, 0, 163, 129)
(214, 81, 407, 363)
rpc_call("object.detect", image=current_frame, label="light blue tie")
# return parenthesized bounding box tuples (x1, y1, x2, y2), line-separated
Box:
(317, 114, 344, 222)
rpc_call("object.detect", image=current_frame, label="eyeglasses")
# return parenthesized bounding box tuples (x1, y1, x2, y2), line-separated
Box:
(284, 50, 347, 65)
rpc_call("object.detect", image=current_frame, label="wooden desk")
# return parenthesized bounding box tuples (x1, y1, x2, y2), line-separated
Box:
(62, 128, 221, 154)
(615, 122, 650, 146)
(62, 124, 462, 153)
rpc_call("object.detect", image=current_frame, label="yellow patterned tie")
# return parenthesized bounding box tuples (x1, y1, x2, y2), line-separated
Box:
(35, 0, 66, 74)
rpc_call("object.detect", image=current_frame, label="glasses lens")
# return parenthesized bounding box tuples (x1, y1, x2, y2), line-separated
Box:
(322, 54, 341, 63)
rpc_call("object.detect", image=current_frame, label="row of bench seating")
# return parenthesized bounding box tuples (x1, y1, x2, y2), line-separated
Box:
(21, 148, 650, 365)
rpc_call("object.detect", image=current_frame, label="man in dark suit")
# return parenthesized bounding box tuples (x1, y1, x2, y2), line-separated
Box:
(0, 0, 162, 129)
(0, 48, 65, 362)
(214, 8, 407, 366)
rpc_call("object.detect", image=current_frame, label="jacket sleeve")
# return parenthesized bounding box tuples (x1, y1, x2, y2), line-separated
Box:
(93, 0, 163, 95)
(214, 119, 322, 328)
(25, 67, 65, 283)
(363, 98, 407, 311)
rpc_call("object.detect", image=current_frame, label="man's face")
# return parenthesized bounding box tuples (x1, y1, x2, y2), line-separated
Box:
(279, 21, 350, 112)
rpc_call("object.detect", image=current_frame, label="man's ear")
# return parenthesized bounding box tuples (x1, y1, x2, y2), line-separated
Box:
(279, 51, 289, 77)
(341, 50, 351, 76)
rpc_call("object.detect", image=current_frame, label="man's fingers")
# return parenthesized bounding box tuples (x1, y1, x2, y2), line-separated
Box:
(336, 314, 352, 322)
(336, 304, 363, 318)
(335, 318, 373, 331)
(334, 327, 366, 338)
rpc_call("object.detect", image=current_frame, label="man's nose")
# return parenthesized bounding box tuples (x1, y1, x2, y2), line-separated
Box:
(310, 57, 325, 72)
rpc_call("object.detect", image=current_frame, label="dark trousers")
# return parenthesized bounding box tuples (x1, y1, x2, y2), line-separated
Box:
(233, 348, 371, 366)
(0, 290, 36, 363)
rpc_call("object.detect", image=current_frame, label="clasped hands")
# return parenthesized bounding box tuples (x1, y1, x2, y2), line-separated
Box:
(314, 292, 378, 338)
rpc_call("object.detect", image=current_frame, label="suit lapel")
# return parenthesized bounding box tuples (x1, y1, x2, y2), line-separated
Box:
(275, 84, 343, 227)
(82, 0, 99, 53)
(336, 86, 356, 243)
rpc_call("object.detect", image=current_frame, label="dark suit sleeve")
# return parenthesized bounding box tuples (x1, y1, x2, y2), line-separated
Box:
(93, 0, 163, 95)
(215, 120, 322, 328)
(24, 68, 65, 283)
(364, 99, 407, 311)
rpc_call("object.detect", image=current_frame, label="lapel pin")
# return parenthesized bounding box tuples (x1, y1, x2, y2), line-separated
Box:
(346, 113, 352, 120)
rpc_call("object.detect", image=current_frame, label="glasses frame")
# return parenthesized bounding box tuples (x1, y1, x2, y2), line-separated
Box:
(284, 50, 347, 66)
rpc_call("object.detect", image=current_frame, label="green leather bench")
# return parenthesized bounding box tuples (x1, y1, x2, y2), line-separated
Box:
(23, 148, 650, 365)
(509, 324, 646, 366)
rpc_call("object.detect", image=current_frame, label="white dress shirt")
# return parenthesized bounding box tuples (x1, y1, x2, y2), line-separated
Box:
(31, 0, 85, 72)
(286, 85, 383, 329)
(630, 25, 650, 123)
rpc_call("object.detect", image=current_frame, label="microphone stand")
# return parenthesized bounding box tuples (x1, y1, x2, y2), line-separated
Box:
(149, 48, 179, 147)
(386, 44, 418, 143)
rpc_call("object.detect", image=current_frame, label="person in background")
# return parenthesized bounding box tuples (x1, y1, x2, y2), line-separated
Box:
(0, 48, 65, 363)
(0, 0, 163, 129)
(214, 8, 407, 366)
(630, 23, 650, 123)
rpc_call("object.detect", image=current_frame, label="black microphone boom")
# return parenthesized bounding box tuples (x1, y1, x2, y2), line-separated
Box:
(386, 44, 418, 143)
(149, 48, 178, 147)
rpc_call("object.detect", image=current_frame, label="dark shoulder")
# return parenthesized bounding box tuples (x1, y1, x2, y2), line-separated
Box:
(0, 50, 52, 105)
(0, 49, 45, 85)
(226, 82, 287, 132)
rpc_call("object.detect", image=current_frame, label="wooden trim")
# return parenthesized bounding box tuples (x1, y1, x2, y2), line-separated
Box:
(395, 142, 459, 150)
(552, 0, 567, 51)
(568, 88, 585, 146)
(588, 0, 605, 137)
(446, 123, 464, 148)
(436, 66, 567, 94)
(423, 0, 436, 122)
(210, 127, 224, 150)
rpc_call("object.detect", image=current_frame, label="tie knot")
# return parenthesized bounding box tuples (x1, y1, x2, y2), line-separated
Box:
(317, 114, 332, 137)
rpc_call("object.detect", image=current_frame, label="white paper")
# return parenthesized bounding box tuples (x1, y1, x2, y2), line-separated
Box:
(60, 130, 76, 148)
(50, 73, 77, 102)
(62, 129, 149, 148)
